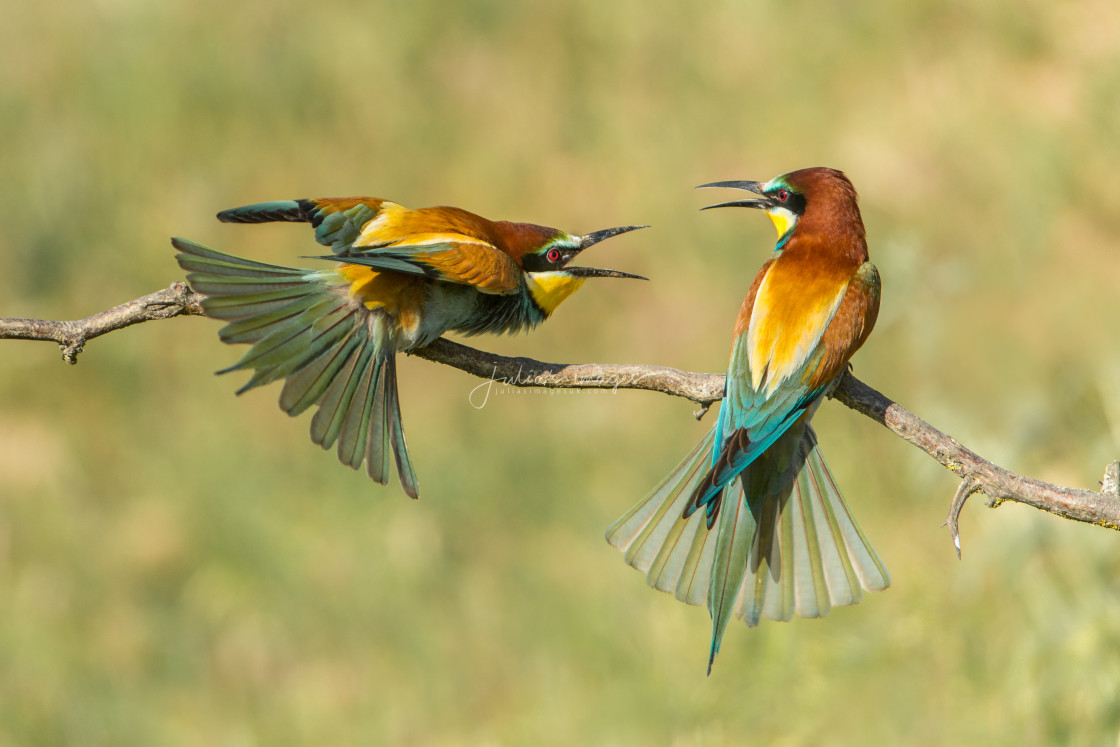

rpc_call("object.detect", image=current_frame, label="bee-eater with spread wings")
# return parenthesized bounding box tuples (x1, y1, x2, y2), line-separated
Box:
(174, 198, 645, 499)
(606, 167, 888, 673)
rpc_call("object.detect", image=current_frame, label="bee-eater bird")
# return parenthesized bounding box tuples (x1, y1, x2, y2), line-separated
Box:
(173, 197, 646, 499)
(606, 167, 888, 673)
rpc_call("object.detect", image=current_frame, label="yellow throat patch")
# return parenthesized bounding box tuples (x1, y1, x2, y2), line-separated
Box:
(526, 271, 586, 316)
(765, 206, 798, 240)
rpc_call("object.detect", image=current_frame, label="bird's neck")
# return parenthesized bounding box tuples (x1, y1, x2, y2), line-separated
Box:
(782, 207, 869, 266)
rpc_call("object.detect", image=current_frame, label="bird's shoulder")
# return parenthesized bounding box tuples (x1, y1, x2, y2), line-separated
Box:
(800, 259, 880, 391)
(344, 203, 498, 248)
(314, 202, 519, 294)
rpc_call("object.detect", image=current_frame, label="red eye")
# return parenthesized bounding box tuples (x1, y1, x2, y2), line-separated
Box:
(546, 248, 562, 262)
(777, 189, 789, 202)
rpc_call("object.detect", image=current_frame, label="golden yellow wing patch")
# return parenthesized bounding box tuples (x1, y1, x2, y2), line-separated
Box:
(746, 261, 851, 396)
(416, 242, 521, 293)
(351, 204, 520, 294)
(353, 203, 496, 247)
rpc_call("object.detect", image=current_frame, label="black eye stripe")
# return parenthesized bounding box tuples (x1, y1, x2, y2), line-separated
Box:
(769, 188, 806, 216)
(521, 245, 572, 272)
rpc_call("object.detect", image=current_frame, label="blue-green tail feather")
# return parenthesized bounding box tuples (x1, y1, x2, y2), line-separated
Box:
(607, 424, 888, 673)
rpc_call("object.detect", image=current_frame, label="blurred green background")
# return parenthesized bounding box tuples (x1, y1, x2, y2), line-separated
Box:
(3, 0, 1120, 744)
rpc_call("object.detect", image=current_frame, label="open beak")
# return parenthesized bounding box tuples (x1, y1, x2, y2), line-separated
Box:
(566, 224, 649, 280)
(696, 180, 773, 210)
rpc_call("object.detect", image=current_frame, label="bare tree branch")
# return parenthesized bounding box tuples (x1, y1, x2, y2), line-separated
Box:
(409, 338, 726, 414)
(3, 284, 1119, 550)
(834, 375, 1120, 549)
(0, 283, 205, 364)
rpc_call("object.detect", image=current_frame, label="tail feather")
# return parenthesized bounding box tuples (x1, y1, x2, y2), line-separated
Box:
(607, 423, 888, 673)
(384, 359, 419, 498)
(337, 352, 383, 471)
(201, 286, 323, 321)
(655, 509, 718, 606)
(228, 302, 357, 395)
(310, 332, 375, 451)
(803, 438, 890, 594)
(784, 466, 833, 618)
(707, 482, 755, 674)
(221, 298, 328, 343)
(278, 329, 364, 416)
(217, 301, 329, 374)
(607, 431, 718, 604)
(217, 297, 324, 344)
(365, 358, 393, 485)
(173, 237, 420, 497)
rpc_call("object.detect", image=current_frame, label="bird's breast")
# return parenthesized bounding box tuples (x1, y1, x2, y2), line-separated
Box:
(336, 264, 549, 345)
(742, 256, 854, 396)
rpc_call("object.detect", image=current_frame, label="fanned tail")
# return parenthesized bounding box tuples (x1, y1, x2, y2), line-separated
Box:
(606, 431, 721, 607)
(607, 425, 888, 673)
(173, 237, 420, 498)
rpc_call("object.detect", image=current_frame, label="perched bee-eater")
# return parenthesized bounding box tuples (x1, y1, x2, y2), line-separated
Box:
(606, 167, 889, 673)
(174, 197, 645, 498)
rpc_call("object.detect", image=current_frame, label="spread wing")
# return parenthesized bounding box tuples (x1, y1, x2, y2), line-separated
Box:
(306, 200, 523, 295)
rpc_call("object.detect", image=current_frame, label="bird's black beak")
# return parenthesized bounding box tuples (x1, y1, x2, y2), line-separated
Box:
(564, 266, 647, 279)
(696, 180, 772, 210)
(566, 225, 649, 280)
(579, 224, 649, 249)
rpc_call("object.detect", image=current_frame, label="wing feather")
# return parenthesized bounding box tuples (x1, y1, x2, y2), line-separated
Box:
(315, 238, 521, 295)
